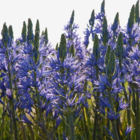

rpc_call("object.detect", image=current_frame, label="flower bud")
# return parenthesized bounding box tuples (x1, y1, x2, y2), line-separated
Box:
(35, 19, 40, 35)
(112, 12, 119, 33)
(69, 10, 74, 28)
(135, 0, 139, 24)
(127, 5, 135, 34)
(27, 18, 34, 43)
(102, 16, 108, 46)
(69, 44, 75, 57)
(33, 31, 40, 64)
(1, 23, 11, 46)
(42, 28, 48, 46)
(101, 0, 105, 14)
(44, 28, 48, 45)
(116, 32, 124, 59)
(93, 34, 100, 60)
(21, 21, 27, 42)
(105, 45, 111, 67)
(8, 25, 14, 46)
(89, 9, 95, 27)
(8, 25, 14, 40)
(106, 50, 116, 77)
(59, 34, 67, 63)
(55, 43, 58, 50)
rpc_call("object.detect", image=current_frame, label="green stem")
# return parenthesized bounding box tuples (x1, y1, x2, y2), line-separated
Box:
(53, 119, 55, 140)
(135, 84, 140, 140)
(131, 83, 136, 115)
(119, 58, 131, 140)
(22, 123, 27, 140)
(69, 108, 75, 140)
(108, 86, 119, 140)
(34, 71, 47, 139)
(27, 124, 35, 140)
(5, 42, 18, 140)
(83, 106, 89, 140)
(107, 116, 110, 140)
(93, 65, 100, 140)
(123, 82, 131, 140)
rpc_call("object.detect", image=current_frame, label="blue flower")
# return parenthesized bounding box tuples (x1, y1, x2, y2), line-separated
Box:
(98, 96, 111, 108)
(83, 28, 90, 47)
(107, 109, 121, 121)
(94, 75, 111, 92)
(55, 117, 61, 129)
(128, 45, 140, 61)
(125, 125, 135, 136)
(6, 89, 12, 100)
(118, 98, 129, 111)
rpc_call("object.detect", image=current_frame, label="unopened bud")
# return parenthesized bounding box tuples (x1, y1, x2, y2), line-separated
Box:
(93, 34, 100, 60)
(89, 9, 95, 27)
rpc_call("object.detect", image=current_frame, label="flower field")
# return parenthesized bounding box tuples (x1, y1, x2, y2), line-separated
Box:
(0, 0, 140, 140)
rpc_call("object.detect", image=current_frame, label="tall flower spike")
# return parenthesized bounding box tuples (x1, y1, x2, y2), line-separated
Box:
(135, 0, 139, 24)
(112, 12, 120, 33)
(69, 10, 74, 28)
(101, 0, 105, 14)
(116, 32, 124, 59)
(89, 9, 95, 27)
(59, 34, 67, 63)
(102, 16, 108, 46)
(35, 19, 40, 35)
(33, 31, 40, 64)
(27, 18, 34, 43)
(93, 34, 100, 60)
(127, 5, 135, 34)
(22, 21, 27, 42)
